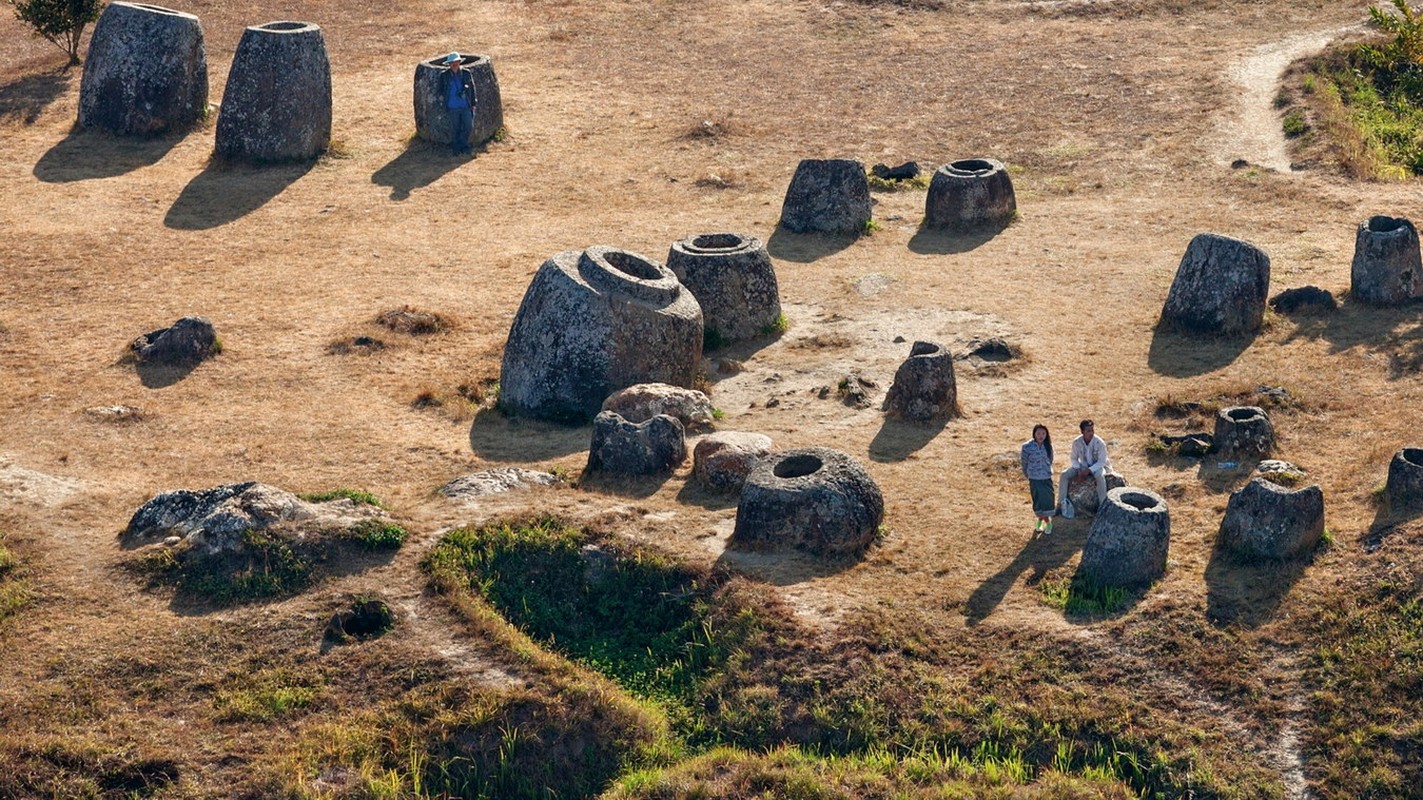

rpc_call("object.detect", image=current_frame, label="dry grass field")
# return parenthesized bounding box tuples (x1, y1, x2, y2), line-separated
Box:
(2, 0, 1422, 797)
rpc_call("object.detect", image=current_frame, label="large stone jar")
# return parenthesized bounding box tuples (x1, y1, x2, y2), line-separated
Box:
(1218, 478, 1325, 560)
(1213, 406, 1274, 461)
(79, 2, 208, 135)
(215, 21, 331, 162)
(413, 53, 503, 149)
(882, 340, 958, 421)
(730, 448, 884, 557)
(1385, 447, 1423, 516)
(666, 232, 781, 344)
(778, 158, 872, 235)
(499, 246, 703, 423)
(1160, 233, 1271, 335)
(922, 158, 1016, 232)
(1350, 215, 1421, 307)
(1078, 488, 1170, 587)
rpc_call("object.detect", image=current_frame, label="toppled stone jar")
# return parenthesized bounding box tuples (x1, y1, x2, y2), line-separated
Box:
(1160, 233, 1271, 336)
(778, 158, 872, 235)
(413, 53, 503, 150)
(79, 2, 208, 135)
(499, 246, 703, 423)
(922, 158, 1016, 233)
(730, 447, 884, 556)
(666, 232, 782, 344)
(215, 21, 331, 162)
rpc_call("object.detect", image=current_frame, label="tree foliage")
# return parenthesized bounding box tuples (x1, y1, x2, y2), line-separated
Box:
(9, 0, 104, 65)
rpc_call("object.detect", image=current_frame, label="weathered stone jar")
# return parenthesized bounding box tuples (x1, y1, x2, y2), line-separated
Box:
(1213, 406, 1274, 461)
(1160, 233, 1271, 335)
(1078, 488, 1170, 587)
(79, 2, 208, 135)
(666, 232, 782, 344)
(499, 246, 703, 423)
(730, 447, 883, 556)
(585, 411, 686, 476)
(883, 340, 958, 421)
(215, 21, 331, 162)
(922, 158, 1016, 232)
(1218, 477, 1324, 560)
(1385, 447, 1423, 516)
(778, 158, 871, 235)
(413, 53, 503, 149)
(1350, 215, 1421, 306)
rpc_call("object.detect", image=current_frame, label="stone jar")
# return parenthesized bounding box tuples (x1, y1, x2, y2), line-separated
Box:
(79, 2, 208, 135)
(1213, 406, 1274, 461)
(1218, 477, 1325, 560)
(882, 340, 959, 421)
(585, 411, 686, 476)
(730, 447, 884, 557)
(778, 158, 872, 235)
(1066, 471, 1128, 517)
(413, 53, 503, 149)
(1078, 488, 1170, 587)
(499, 246, 703, 423)
(215, 21, 331, 162)
(1386, 447, 1423, 516)
(1350, 215, 1421, 307)
(1160, 233, 1271, 335)
(923, 158, 1016, 233)
(665, 232, 782, 344)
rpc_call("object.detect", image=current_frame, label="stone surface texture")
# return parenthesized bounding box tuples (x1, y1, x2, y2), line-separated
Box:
(923, 158, 1016, 232)
(80, 2, 208, 134)
(439, 468, 561, 500)
(499, 246, 703, 423)
(731, 447, 884, 556)
(130, 315, 217, 365)
(1161, 233, 1270, 335)
(665, 232, 782, 343)
(1386, 447, 1423, 516)
(778, 158, 871, 235)
(1351, 215, 1422, 307)
(693, 431, 773, 492)
(413, 53, 503, 148)
(585, 411, 686, 476)
(883, 340, 959, 421)
(602, 383, 714, 429)
(1213, 406, 1274, 460)
(1067, 471, 1129, 516)
(1079, 487, 1171, 587)
(215, 21, 331, 162)
(1218, 477, 1325, 560)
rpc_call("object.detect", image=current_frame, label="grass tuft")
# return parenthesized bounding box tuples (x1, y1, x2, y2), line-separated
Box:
(341, 519, 408, 550)
(761, 312, 791, 336)
(299, 488, 388, 508)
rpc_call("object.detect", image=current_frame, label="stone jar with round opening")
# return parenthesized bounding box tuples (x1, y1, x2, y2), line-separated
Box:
(499, 246, 703, 423)
(778, 158, 872, 235)
(80, 2, 208, 135)
(730, 447, 884, 557)
(923, 158, 1016, 233)
(665, 232, 781, 345)
(1218, 477, 1325, 561)
(413, 53, 503, 149)
(1386, 446, 1423, 516)
(1079, 487, 1170, 587)
(215, 21, 331, 162)
(1161, 232, 1271, 336)
(1351, 215, 1421, 307)
(883, 340, 959, 421)
(1213, 405, 1274, 461)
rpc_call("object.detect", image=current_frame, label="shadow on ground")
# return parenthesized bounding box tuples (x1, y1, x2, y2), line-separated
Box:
(1146, 325, 1255, 378)
(964, 517, 1086, 624)
(674, 480, 738, 511)
(35, 128, 184, 183)
(371, 138, 469, 200)
(1203, 540, 1310, 628)
(906, 222, 1009, 255)
(576, 470, 674, 500)
(715, 545, 863, 585)
(0, 66, 73, 126)
(766, 227, 859, 263)
(868, 416, 948, 462)
(165, 159, 313, 230)
(136, 361, 201, 389)
(468, 407, 589, 462)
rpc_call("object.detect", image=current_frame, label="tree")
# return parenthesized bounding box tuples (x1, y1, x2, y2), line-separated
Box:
(9, 0, 104, 66)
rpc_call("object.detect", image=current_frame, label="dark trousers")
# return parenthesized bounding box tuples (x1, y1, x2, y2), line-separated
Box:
(450, 106, 473, 153)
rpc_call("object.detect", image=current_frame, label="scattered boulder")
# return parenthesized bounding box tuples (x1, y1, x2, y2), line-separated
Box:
(215, 21, 331, 162)
(693, 431, 774, 492)
(499, 246, 703, 423)
(923, 158, 1016, 233)
(1350, 215, 1421, 307)
(1385, 447, 1423, 516)
(1158, 432, 1213, 457)
(1161, 233, 1271, 335)
(439, 468, 561, 501)
(602, 383, 714, 429)
(413, 53, 503, 150)
(585, 411, 686, 476)
(871, 161, 921, 181)
(1067, 471, 1128, 516)
(1270, 285, 1337, 314)
(883, 340, 959, 421)
(130, 316, 217, 366)
(665, 232, 782, 344)
(1213, 406, 1274, 461)
(730, 447, 884, 556)
(840, 373, 877, 409)
(960, 337, 1016, 362)
(84, 404, 146, 423)
(79, 2, 208, 135)
(778, 158, 872, 235)
(1256, 459, 1306, 482)
(1218, 477, 1325, 560)
(325, 597, 396, 642)
(1078, 488, 1170, 587)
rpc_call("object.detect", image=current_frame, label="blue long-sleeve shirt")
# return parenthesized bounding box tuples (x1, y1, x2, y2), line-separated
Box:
(1020, 440, 1053, 480)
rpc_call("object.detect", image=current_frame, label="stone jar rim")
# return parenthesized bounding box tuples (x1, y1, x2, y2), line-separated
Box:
(113, 1, 196, 19)
(250, 20, 321, 34)
(578, 246, 682, 304)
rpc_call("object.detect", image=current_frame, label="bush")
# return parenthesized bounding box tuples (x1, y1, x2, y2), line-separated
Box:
(9, 0, 103, 65)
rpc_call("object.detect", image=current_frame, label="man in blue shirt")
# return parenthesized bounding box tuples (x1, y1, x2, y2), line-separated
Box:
(439, 53, 476, 156)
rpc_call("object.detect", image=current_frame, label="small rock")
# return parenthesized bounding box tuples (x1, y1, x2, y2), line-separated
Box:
(871, 161, 922, 181)
(439, 468, 561, 500)
(602, 383, 714, 429)
(1269, 286, 1337, 314)
(766, 397, 780, 408)
(693, 432, 774, 492)
(130, 316, 217, 366)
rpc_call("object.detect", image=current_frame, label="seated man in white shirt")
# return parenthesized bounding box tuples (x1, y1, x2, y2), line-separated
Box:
(1058, 419, 1110, 518)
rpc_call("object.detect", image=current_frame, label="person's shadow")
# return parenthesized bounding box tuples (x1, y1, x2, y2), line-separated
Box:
(35, 127, 184, 183)
(963, 518, 1086, 624)
(371, 138, 467, 200)
(165, 158, 313, 230)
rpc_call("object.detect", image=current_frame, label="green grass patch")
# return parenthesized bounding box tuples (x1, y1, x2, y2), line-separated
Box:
(867, 173, 930, 192)
(1040, 576, 1131, 616)
(761, 312, 790, 336)
(214, 668, 323, 723)
(340, 519, 408, 550)
(0, 535, 29, 623)
(132, 530, 314, 606)
(298, 487, 388, 508)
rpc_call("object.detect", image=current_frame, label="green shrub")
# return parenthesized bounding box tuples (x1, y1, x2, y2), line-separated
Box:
(761, 312, 790, 336)
(341, 519, 407, 550)
(9, 0, 102, 65)
(1282, 110, 1308, 137)
(299, 488, 388, 508)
